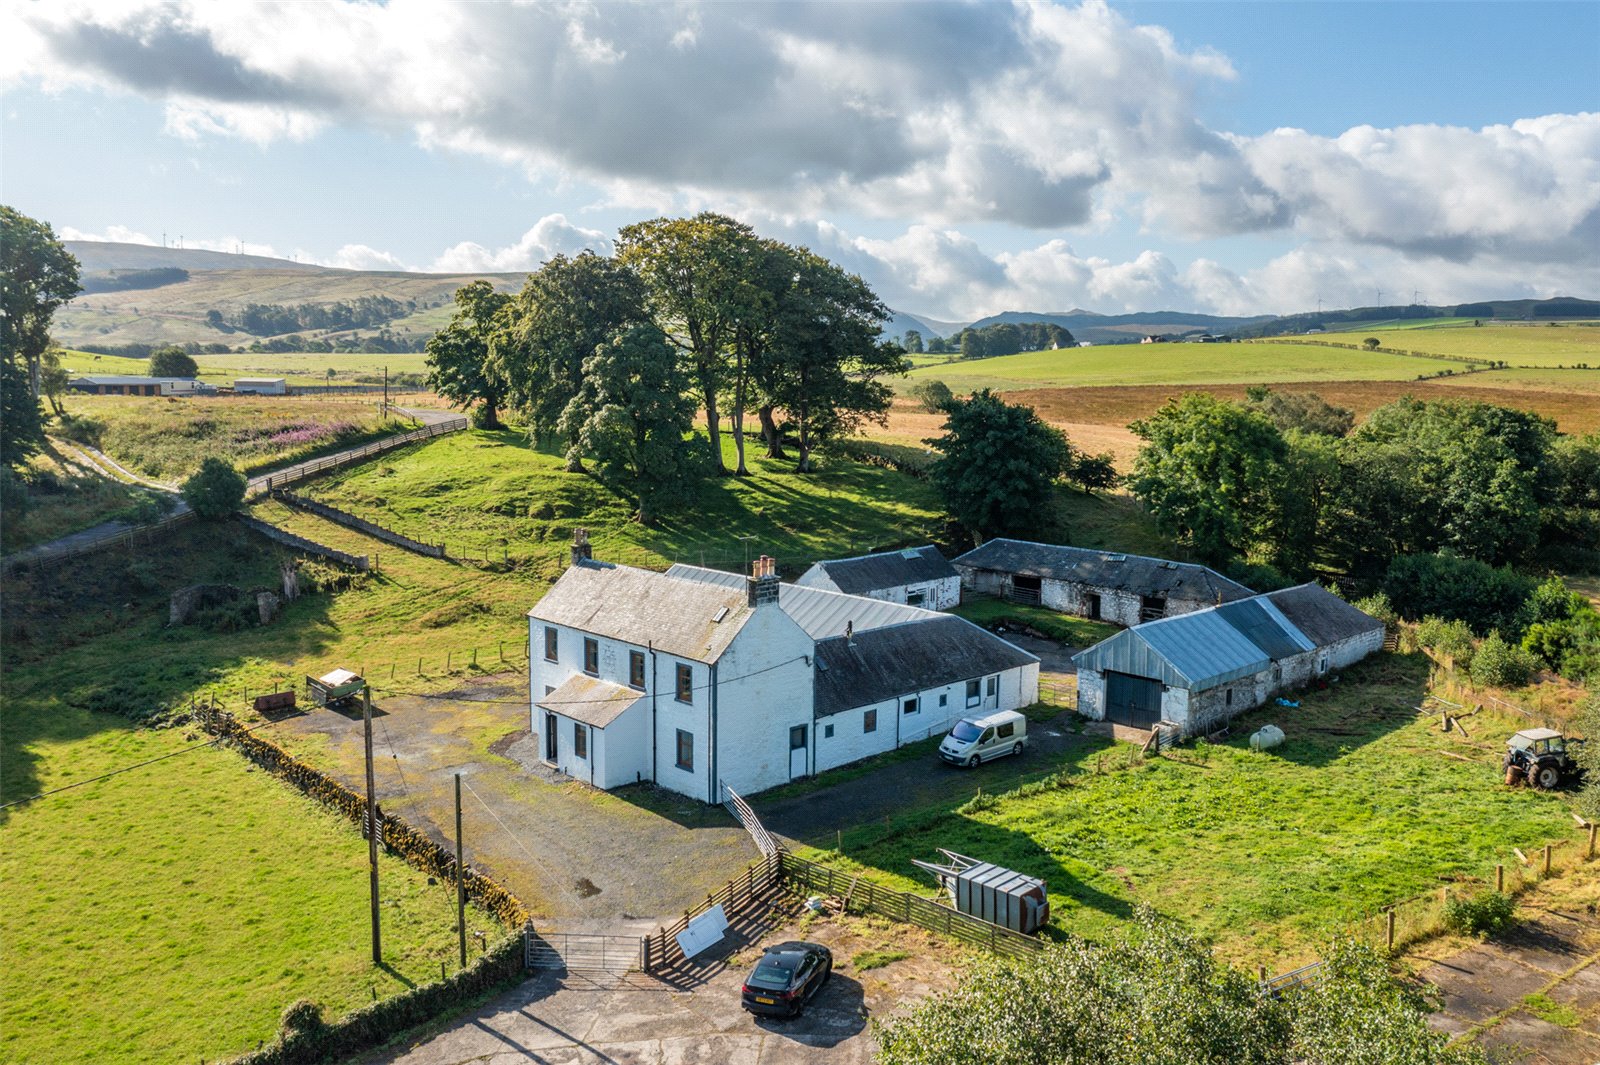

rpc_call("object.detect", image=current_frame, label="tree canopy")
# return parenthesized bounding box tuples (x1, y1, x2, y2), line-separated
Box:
(182, 457, 247, 520)
(925, 389, 1072, 541)
(425, 280, 511, 429)
(149, 346, 200, 378)
(1, 205, 81, 468)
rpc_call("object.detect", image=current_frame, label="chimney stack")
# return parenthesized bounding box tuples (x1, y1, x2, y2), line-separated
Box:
(747, 554, 780, 607)
(570, 527, 592, 567)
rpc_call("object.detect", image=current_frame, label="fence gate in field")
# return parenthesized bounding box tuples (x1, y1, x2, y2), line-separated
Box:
(524, 930, 644, 973)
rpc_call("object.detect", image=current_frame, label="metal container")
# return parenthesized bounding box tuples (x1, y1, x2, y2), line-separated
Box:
(912, 849, 1050, 934)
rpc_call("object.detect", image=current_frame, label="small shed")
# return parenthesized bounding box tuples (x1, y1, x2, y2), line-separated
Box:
(234, 377, 288, 396)
(793, 545, 960, 609)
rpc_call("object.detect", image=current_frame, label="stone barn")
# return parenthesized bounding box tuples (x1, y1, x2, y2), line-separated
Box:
(793, 545, 961, 609)
(1073, 583, 1384, 737)
(952, 538, 1252, 627)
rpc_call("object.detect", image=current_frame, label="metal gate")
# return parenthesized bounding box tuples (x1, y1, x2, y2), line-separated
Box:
(525, 931, 644, 972)
(1105, 671, 1162, 729)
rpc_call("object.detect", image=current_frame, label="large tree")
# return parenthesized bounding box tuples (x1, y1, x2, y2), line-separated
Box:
(755, 243, 905, 472)
(617, 212, 760, 475)
(558, 323, 697, 525)
(491, 251, 648, 466)
(425, 280, 511, 429)
(925, 389, 1072, 540)
(148, 346, 199, 378)
(1128, 393, 1290, 565)
(877, 910, 1484, 1065)
(1, 206, 81, 468)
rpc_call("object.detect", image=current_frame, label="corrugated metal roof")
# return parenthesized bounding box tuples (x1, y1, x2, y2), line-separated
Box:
(665, 563, 930, 639)
(537, 674, 643, 729)
(71, 375, 203, 386)
(795, 545, 958, 596)
(952, 538, 1253, 603)
(1075, 590, 1320, 691)
(528, 561, 752, 663)
(812, 615, 1037, 717)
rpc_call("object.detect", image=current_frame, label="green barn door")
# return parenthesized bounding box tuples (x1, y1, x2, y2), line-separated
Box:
(1105, 671, 1162, 728)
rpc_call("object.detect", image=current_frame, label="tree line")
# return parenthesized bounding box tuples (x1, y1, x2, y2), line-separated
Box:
(911, 320, 1076, 357)
(212, 296, 412, 337)
(426, 212, 905, 523)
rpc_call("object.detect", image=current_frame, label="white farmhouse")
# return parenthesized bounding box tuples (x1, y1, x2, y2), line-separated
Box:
(527, 533, 1038, 802)
(793, 545, 961, 609)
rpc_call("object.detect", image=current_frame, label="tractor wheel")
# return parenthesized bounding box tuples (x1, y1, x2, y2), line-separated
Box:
(1535, 764, 1561, 790)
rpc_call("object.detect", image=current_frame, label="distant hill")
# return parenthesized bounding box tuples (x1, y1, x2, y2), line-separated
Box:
(963, 309, 1273, 346)
(66, 241, 334, 274)
(55, 242, 525, 354)
(1236, 297, 1600, 338)
(883, 309, 971, 342)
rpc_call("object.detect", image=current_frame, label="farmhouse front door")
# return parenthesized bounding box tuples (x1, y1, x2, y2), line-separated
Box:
(544, 712, 558, 763)
(1105, 671, 1161, 729)
(789, 724, 808, 779)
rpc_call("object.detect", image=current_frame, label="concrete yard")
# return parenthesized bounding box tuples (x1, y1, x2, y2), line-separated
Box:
(360, 913, 959, 1065)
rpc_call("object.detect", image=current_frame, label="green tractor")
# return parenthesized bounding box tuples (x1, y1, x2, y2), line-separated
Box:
(1503, 728, 1586, 790)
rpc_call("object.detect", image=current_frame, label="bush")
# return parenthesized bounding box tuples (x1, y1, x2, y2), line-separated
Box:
(1352, 590, 1398, 627)
(1415, 616, 1476, 666)
(1468, 631, 1539, 688)
(908, 379, 953, 413)
(1382, 552, 1534, 634)
(1443, 891, 1515, 937)
(181, 457, 247, 519)
(148, 346, 200, 378)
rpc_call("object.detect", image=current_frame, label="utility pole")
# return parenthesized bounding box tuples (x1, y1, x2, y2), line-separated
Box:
(364, 685, 381, 964)
(455, 773, 467, 968)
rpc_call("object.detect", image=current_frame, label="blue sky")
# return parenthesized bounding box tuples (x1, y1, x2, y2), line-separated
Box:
(3, 1, 1596, 319)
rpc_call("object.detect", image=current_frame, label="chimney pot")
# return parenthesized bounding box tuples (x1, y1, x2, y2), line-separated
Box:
(747, 553, 780, 606)
(570, 527, 593, 567)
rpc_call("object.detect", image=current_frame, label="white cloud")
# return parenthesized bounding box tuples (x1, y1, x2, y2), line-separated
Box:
(59, 223, 157, 245)
(427, 214, 613, 273)
(325, 244, 410, 272)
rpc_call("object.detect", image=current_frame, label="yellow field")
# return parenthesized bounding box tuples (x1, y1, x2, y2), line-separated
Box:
(1300, 323, 1600, 366)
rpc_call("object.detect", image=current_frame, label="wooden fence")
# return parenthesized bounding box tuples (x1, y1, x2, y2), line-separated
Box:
(271, 490, 445, 558)
(254, 415, 466, 495)
(778, 852, 1046, 961)
(644, 853, 785, 973)
(1, 507, 195, 574)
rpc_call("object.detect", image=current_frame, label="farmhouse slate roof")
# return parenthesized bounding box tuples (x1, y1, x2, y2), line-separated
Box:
(537, 674, 643, 729)
(812, 616, 1039, 718)
(664, 563, 930, 639)
(952, 539, 1252, 604)
(795, 545, 958, 596)
(1072, 583, 1379, 692)
(1262, 584, 1385, 646)
(528, 561, 751, 663)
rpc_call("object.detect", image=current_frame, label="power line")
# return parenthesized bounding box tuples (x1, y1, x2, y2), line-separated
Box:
(0, 714, 284, 811)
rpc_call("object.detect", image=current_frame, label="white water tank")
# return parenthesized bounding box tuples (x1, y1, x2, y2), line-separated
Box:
(1250, 725, 1285, 751)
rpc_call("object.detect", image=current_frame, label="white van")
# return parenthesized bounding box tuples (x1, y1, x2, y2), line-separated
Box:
(939, 710, 1028, 767)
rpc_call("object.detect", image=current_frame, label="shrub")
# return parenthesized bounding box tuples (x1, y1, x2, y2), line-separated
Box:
(908, 379, 953, 413)
(1415, 616, 1476, 666)
(1468, 631, 1539, 688)
(181, 457, 247, 519)
(1443, 891, 1515, 937)
(1352, 590, 1398, 627)
(1382, 552, 1534, 634)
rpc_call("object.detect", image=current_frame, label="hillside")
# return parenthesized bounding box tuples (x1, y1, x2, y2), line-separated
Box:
(964, 309, 1274, 346)
(55, 242, 525, 352)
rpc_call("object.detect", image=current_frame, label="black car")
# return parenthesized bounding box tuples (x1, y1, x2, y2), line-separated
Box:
(740, 941, 833, 1018)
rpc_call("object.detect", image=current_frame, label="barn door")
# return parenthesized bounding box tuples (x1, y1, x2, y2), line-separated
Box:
(1105, 671, 1161, 728)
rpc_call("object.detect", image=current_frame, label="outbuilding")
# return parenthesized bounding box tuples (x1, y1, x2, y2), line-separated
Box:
(234, 377, 288, 395)
(952, 538, 1252, 627)
(793, 545, 961, 609)
(1073, 583, 1384, 736)
(69, 375, 208, 397)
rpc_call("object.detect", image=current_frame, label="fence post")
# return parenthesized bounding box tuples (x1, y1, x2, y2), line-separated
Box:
(1496, 864, 1504, 892)
(1385, 910, 1396, 950)
(1590, 823, 1597, 860)
(1543, 844, 1552, 877)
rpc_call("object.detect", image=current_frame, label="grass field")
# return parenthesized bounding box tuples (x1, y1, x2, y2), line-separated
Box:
(1281, 322, 1600, 366)
(0, 704, 496, 1065)
(791, 654, 1578, 965)
(950, 598, 1120, 647)
(0, 438, 170, 553)
(59, 392, 416, 480)
(57, 347, 434, 385)
(903, 342, 1461, 393)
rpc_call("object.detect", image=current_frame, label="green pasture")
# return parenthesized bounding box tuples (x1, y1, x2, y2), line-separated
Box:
(57, 347, 432, 384)
(903, 342, 1458, 392)
(1294, 323, 1600, 366)
(0, 703, 495, 1065)
(792, 654, 1577, 966)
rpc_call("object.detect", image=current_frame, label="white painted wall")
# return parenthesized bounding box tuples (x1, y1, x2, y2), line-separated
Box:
(708, 604, 816, 800)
